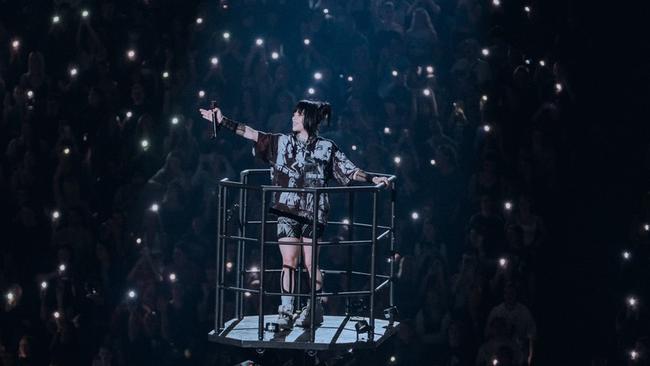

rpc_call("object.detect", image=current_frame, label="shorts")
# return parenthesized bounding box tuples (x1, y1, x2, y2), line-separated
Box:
(277, 216, 325, 240)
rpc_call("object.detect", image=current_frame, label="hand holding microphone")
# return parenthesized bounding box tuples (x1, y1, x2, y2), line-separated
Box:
(198, 101, 223, 138)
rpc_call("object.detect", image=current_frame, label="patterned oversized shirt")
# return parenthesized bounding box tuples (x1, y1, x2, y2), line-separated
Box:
(253, 131, 359, 225)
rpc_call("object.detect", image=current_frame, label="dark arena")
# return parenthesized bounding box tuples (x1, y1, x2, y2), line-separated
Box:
(0, 1, 648, 365)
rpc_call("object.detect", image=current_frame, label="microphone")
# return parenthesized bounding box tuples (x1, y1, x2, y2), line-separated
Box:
(210, 100, 220, 139)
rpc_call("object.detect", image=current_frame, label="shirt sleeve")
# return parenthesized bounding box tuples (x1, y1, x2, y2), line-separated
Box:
(253, 132, 281, 164)
(331, 143, 359, 186)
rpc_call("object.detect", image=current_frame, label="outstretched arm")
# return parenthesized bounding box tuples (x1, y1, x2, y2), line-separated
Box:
(352, 169, 391, 187)
(199, 107, 259, 142)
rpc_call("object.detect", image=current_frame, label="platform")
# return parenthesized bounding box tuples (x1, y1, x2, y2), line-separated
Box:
(209, 315, 399, 351)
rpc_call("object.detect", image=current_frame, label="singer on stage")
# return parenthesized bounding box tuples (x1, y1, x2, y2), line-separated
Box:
(200, 100, 389, 330)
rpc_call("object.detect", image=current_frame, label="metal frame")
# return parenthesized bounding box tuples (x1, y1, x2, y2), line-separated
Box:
(213, 169, 397, 345)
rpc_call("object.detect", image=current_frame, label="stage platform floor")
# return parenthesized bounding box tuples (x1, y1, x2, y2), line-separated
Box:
(209, 315, 399, 351)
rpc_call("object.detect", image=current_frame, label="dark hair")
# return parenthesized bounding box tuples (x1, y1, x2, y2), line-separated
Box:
(293, 100, 331, 137)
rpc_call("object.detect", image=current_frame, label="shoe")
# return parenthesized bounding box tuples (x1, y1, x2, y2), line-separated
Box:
(294, 299, 324, 328)
(275, 304, 294, 330)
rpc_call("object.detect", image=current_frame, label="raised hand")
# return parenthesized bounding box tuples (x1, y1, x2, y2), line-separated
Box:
(199, 107, 223, 124)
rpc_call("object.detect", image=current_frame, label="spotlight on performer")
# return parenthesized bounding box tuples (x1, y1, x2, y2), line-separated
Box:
(162, 71, 169, 79)
(627, 296, 638, 308)
(210, 56, 219, 66)
(52, 14, 61, 24)
(555, 83, 563, 93)
(150, 203, 159, 212)
(314, 71, 323, 80)
(140, 139, 149, 150)
(198, 90, 206, 98)
(384, 127, 391, 135)
(52, 210, 61, 222)
(347, 75, 354, 82)
(391, 70, 398, 77)
(481, 48, 490, 57)
(271, 51, 279, 60)
(126, 49, 136, 61)
(504, 201, 513, 211)
(539, 60, 546, 67)
(430, 159, 436, 166)
(222, 32, 230, 40)
(393, 156, 401, 165)
(483, 124, 492, 133)
(81, 9, 90, 19)
(195, 17, 203, 25)
(307, 87, 316, 95)
(255, 38, 264, 47)
(303, 38, 311, 46)
(622, 250, 631, 260)
(169, 273, 177, 282)
(171, 116, 179, 125)
(422, 88, 431, 96)
(11, 39, 20, 50)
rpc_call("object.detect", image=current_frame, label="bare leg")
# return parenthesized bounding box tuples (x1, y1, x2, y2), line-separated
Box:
(301, 237, 323, 291)
(279, 238, 300, 305)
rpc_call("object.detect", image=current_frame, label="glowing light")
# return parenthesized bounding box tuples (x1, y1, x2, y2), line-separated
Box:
(631, 350, 639, 360)
(525, 59, 531, 65)
(644, 223, 650, 231)
(222, 32, 230, 40)
(210, 56, 219, 66)
(390, 355, 396, 363)
(26, 90, 34, 99)
(126, 111, 133, 119)
(162, 71, 169, 79)
(195, 17, 203, 24)
(314, 72, 323, 80)
(303, 38, 311, 46)
(244, 291, 251, 297)
(384, 127, 391, 134)
(52, 210, 61, 220)
(59, 264, 66, 272)
(169, 273, 177, 282)
(627, 296, 638, 307)
(504, 201, 513, 210)
(81, 10, 90, 18)
(53, 311, 60, 319)
(391, 70, 398, 77)
(499, 258, 507, 267)
(171, 117, 179, 125)
(198, 90, 206, 98)
(69, 68, 78, 77)
(482, 94, 488, 102)
(127, 49, 136, 60)
(226, 262, 233, 270)
(52, 15, 61, 24)
(422, 88, 431, 96)
(255, 38, 264, 46)
(307, 87, 315, 95)
(539, 60, 546, 67)
(411, 212, 419, 220)
(11, 39, 20, 49)
(622, 250, 631, 260)
(430, 159, 436, 166)
(492, 0, 500, 6)
(492, 358, 499, 366)
(555, 83, 563, 93)
(342, 218, 351, 225)
(481, 48, 490, 57)
(141, 139, 149, 149)
(347, 75, 354, 82)
(6, 292, 14, 301)
(136, 237, 142, 244)
(323, 8, 329, 14)
(150, 203, 159, 212)
(250, 266, 259, 273)
(351, 145, 357, 151)
(524, 6, 531, 13)
(128, 290, 136, 299)
(393, 156, 401, 165)
(271, 51, 279, 60)
(483, 124, 492, 132)
(41, 281, 48, 289)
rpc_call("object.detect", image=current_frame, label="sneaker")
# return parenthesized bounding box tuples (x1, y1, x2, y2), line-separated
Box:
(294, 300, 324, 328)
(275, 304, 294, 330)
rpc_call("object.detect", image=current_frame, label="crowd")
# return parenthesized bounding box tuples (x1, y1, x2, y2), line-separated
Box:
(1, 0, 638, 365)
